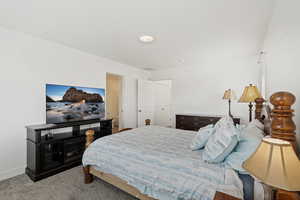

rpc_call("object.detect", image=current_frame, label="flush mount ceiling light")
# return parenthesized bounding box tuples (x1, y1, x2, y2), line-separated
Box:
(178, 59, 185, 63)
(139, 35, 155, 43)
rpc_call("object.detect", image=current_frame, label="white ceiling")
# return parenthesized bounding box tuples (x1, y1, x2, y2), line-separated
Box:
(0, 0, 274, 70)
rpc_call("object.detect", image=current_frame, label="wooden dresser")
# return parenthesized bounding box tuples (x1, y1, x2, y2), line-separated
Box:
(176, 114, 240, 131)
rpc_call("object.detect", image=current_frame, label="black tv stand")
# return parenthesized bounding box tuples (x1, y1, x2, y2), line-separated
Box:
(26, 118, 112, 181)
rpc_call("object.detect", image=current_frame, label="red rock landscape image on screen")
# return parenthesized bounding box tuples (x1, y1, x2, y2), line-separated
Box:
(46, 84, 105, 124)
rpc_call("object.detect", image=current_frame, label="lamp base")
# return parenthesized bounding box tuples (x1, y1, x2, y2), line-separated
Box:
(276, 189, 300, 200)
(228, 99, 233, 118)
(248, 102, 253, 122)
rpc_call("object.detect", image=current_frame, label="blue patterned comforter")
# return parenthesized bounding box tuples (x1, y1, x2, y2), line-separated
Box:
(82, 126, 243, 200)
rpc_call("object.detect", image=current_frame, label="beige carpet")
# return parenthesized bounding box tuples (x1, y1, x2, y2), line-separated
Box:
(0, 166, 137, 200)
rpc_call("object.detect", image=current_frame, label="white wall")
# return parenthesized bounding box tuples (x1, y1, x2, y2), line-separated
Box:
(263, 0, 300, 149)
(0, 27, 150, 181)
(151, 56, 262, 124)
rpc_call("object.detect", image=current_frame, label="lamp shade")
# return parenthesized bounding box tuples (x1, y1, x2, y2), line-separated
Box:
(239, 84, 262, 103)
(223, 89, 236, 100)
(243, 137, 300, 191)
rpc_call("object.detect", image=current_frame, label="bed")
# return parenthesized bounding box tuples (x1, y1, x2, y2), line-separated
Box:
(82, 91, 299, 200)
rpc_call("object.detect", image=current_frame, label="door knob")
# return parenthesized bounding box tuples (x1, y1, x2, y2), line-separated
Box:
(138, 110, 142, 112)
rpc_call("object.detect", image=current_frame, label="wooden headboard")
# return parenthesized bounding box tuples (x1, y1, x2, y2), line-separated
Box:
(255, 91, 297, 149)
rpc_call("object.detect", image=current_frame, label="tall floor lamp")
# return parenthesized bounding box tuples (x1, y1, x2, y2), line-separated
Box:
(239, 84, 262, 122)
(223, 89, 236, 118)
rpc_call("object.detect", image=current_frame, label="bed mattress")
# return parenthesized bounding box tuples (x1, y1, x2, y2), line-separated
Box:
(82, 126, 250, 200)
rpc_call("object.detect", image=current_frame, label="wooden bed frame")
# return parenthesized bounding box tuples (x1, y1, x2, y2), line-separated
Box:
(83, 91, 299, 200)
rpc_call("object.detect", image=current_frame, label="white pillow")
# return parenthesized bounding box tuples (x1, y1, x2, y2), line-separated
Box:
(214, 116, 234, 129)
(190, 124, 215, 150)
(203, 116, 239, 163)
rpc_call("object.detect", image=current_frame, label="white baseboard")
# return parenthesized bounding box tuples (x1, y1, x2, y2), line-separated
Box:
(0, 166, 25, 181)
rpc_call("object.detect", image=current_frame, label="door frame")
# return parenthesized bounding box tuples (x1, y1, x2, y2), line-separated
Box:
(106, 73, 124, 130)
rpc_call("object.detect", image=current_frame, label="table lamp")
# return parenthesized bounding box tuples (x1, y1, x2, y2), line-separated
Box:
(239, 84, 262, 121)
(223, 89, 236, 118)
(243, 137, 300, 200)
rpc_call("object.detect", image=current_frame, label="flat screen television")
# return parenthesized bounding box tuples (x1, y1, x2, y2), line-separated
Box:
(46, 84, 105, 124)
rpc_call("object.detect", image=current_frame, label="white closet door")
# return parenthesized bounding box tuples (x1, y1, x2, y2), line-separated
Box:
(137, 80, 155, 127)
(121, 77, 139, 128)
(153, 82, 172, 127)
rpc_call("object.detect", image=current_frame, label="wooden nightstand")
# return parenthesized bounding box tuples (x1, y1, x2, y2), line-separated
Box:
(214, 192, 241, 200)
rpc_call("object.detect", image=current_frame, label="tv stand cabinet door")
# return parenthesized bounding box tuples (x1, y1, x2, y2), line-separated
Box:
(63, 137, 85, 164)
(40, 141, 64, 171)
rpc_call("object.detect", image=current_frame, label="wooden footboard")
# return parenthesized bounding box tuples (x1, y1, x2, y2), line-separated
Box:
(87, 165, 242, 200)
(90, 167, 156, 200)
(89, 167, 240, 200)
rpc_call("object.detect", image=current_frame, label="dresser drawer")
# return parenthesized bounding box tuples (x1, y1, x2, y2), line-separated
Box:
(176, 115, 239, 131)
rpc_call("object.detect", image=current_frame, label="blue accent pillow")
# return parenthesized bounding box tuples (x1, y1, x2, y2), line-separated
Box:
(190, 124, 215, 150)
(224, 123, 264, 173)
(203, 116, 239, 163)
(239, 173, 254, 200)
